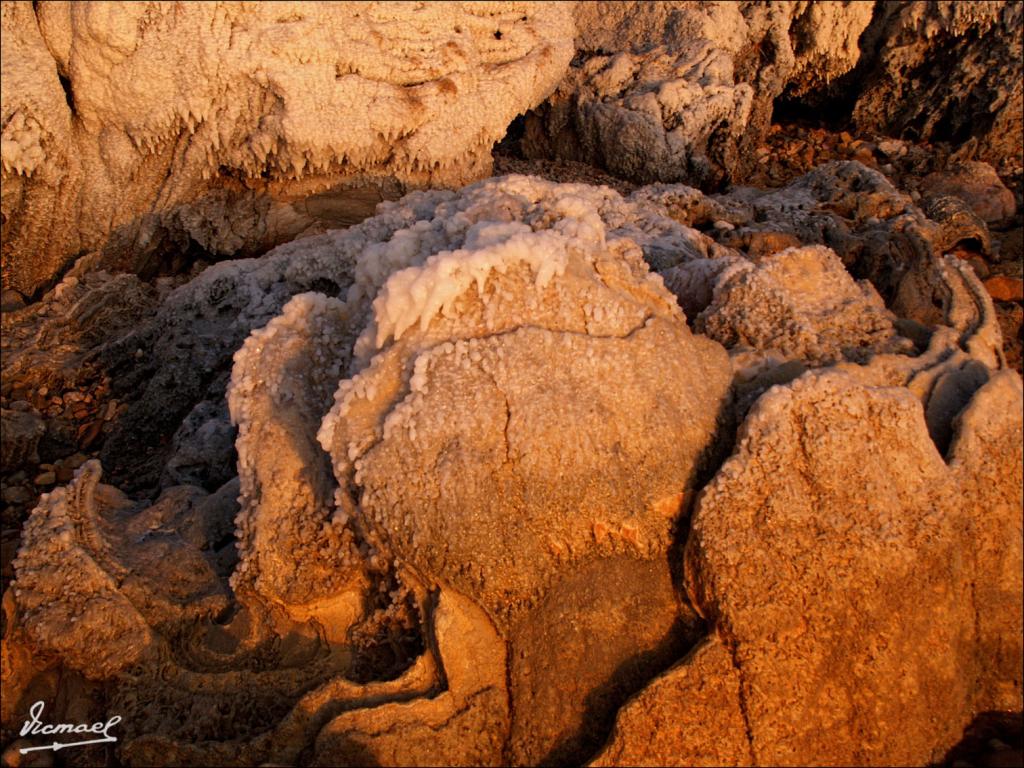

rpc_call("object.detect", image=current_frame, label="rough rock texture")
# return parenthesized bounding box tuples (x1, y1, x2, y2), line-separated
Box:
(695, 244, 911, 365)
(846, 1, 1023, 173)
(0, 407, 45, 469)
(3, 171, 1021, 767)
(920, 161, 1018, 224)
(589, 637, 752, 767)
(520, 1, 873, 189)
(705, 161, 995, 306)
(11, 461, 229, 679)
(686, 372, 980, 765)
(97, 193, 454, 494)
(947, 372, 1024, 713)
(4, 175, 735, 766)
(516, 1, 1022, 188)
(1, 1, 574, 296)
(227, 292, 367, 622)
(598, 370, 1022, 767)
(312, 590, 510, 767)
(309, 175, 733, 764)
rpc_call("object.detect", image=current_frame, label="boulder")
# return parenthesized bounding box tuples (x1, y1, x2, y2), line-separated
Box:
(596, 369, 1022, 767)
(921, 162, 1017, 224)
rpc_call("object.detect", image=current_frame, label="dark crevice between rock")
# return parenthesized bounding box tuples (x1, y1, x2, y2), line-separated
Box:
(935, 711, 1024, 768)
(923, 360, 991, 463)
(57, 72, 75, 114)
(494, 114, 527, 160)
(22, 249, 87, 305)
(344, 570, 426, 685)
(573, 385, 740, 767)
(773, 0, 889, 132)
(132, 230, 217, 284)
(667, 384, 738, 627)
(561, 614, 693, 768)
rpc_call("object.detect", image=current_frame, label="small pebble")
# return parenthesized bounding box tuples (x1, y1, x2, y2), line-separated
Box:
(33, 471, 56, 486)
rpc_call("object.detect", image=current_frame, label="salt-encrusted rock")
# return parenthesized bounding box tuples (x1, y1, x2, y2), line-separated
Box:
(97, 192, 454, 492)
(707, 161, 1002, 323)
(11, 461, 228, 679)
(921, 162, 1017, 224)
(312, 590, 509, 767)
(590, 368, 1022, 767)
(695, 244, 912, 366)
(5, 172, 1021, 767)
(227, 292, 368, 629)
(520, 1, 873, 187)
(1, 2, 574, 295)
(676, 370, 1023, 766)
(7, 175, 732, 765)
(315, 174, 733, 763)
(848, 2, 1023, 173)
(96, 176, 729, 495)
(519, 1, 1021, 187)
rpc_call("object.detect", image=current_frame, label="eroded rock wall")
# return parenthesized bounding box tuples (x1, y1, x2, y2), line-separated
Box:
(1, 1, 575, 296)
(518, 1, 1022, 188)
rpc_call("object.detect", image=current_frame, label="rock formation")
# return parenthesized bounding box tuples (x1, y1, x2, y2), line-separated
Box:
(0, 2, 1022, 763)
(3, 168, 1020, 765)
(1, 1, 574, 297)
(845, 1, 1023, 173)
(597, 368, 1022, 767)
(6, 1, 1022, 298)
(515, 1, 1022, 188)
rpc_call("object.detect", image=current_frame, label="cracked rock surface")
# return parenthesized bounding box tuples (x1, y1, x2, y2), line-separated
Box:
(2, 169, 1021, 766)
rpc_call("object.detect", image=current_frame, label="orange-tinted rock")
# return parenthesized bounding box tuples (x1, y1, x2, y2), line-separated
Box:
(590, 637, 752, 767)
(985, 276, 1024, 302)
(921, 162, 1017, 224)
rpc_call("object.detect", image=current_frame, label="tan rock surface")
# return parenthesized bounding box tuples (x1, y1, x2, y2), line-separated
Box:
(316, 175, 733, 763)
(589, 636, 752, 767)
(696, 244, 911, 365)
(947, 371, 1024, 712)
(1, 1, 574, 296)
(681, 370, 1022, 766)
(921, 162, 1017, 224)
(3, 173, 1021, 766)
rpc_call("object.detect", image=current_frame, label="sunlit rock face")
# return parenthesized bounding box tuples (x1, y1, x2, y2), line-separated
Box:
(519, 1, 875, 188)
(3, 170, 1020, 766)
(847, 1, 1023, 172)
(518, 1, 1022, 188)
(0, 1, 575, 296)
